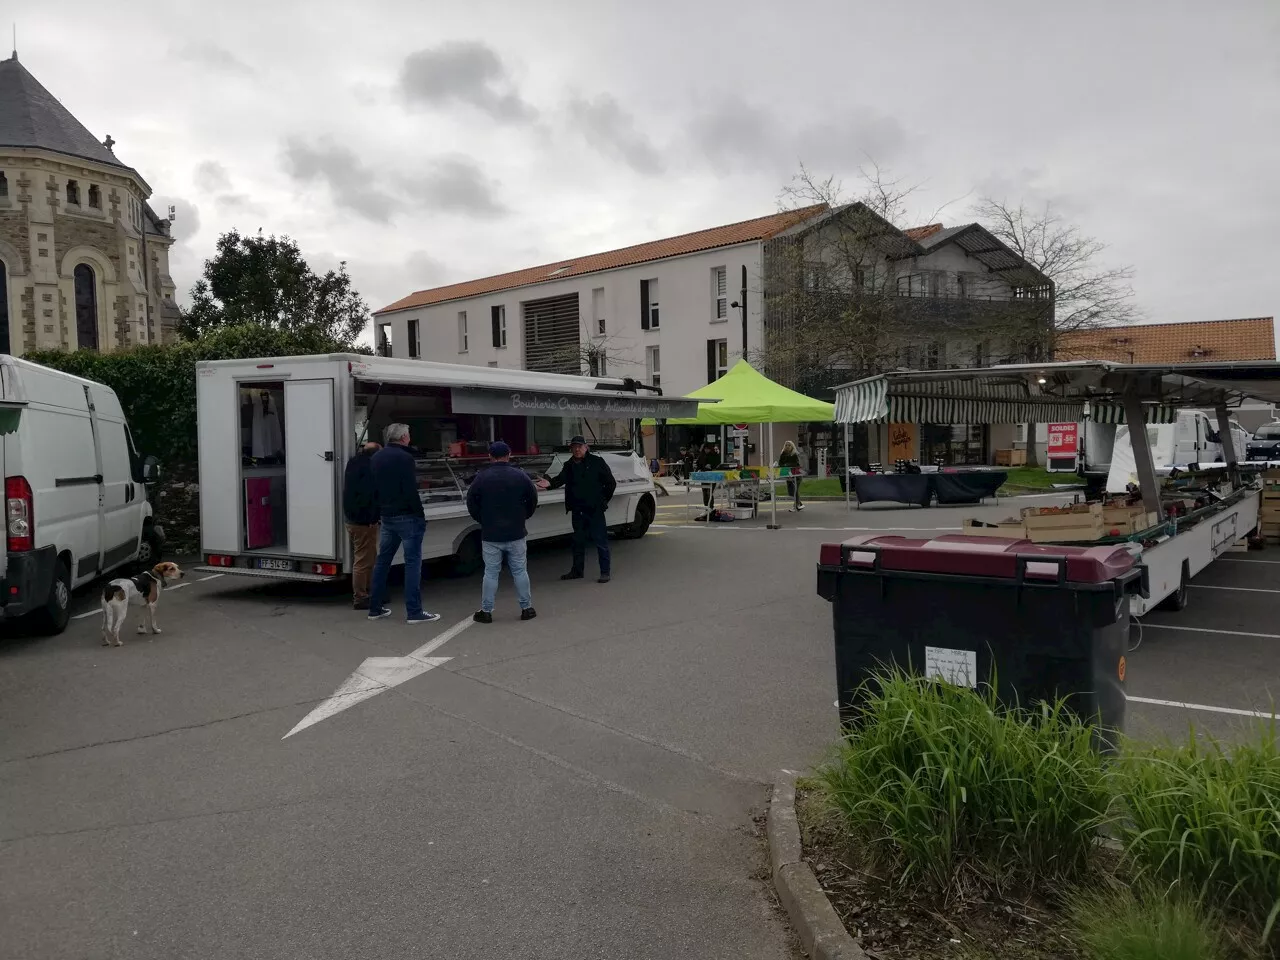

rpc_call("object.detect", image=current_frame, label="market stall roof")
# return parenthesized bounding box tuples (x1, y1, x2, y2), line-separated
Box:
(645, 359, 835, 425)
(833, 360, 1280, 425)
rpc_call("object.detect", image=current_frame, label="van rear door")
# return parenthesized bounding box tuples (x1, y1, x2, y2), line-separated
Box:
(284, 379, 337, 558)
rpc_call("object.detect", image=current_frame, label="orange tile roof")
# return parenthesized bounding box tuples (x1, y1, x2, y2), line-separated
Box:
(1057, 318, 1276, 363)
(903, 223, 943, 241)
(375, 204, 830, 314)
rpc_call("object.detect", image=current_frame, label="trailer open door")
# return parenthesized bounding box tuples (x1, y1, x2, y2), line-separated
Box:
(284, 379, 337, 559)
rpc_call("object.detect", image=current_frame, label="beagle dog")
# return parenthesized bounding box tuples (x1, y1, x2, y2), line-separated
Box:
(101, 562, 185, 646)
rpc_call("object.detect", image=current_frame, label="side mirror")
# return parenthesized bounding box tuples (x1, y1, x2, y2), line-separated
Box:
(143, 456, 161, 483)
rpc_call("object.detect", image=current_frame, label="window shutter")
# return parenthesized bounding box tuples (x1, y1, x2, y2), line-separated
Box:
(491, 306, 501, 348)
(707, 340, 717, 385)
(640, 279, 650, 331)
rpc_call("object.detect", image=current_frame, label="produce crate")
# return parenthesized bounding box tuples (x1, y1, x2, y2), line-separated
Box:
(1102, 504, 1159, 536)
(959, 517, 1027, 538)
(994, 448, 1027, 467)
(1021, 503, 1106, 543)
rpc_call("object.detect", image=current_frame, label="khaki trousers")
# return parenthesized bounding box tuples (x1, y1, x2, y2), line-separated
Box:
(347, 522, 380, 600)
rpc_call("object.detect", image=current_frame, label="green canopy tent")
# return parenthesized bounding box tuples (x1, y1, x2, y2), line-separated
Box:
(644, 359, 835, 527)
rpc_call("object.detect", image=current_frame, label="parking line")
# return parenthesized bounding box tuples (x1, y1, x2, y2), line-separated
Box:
(71, 609, 101, 620)
(196, 573, 224, 582)
(1218, 557, 1280, 565)
(166, 583, 190, 591)
(1142, 623, 1280, 641)
(1191, 584, 1280, 594)
(1128, 695, 1276, 721)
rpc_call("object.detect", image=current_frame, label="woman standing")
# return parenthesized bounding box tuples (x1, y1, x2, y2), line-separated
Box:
(779, 441, 804, 512)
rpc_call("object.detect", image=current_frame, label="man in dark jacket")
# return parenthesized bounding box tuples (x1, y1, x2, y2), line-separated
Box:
(368, 423, 440, 624)
(537, 436, 617, 583)
(466, 442, 539, 623)
(343, 441, 381, 609)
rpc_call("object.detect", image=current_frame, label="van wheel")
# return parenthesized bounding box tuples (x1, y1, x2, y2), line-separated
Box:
(33, 557, 73, 635)
(1159, 562, 1190, 612)
(620, 496, 656, 539)
(136, 531, 159, 567)
(452, 531, 483, 576)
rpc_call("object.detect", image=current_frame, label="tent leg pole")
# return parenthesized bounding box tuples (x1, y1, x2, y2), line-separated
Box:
(768, 423, 779, 529)
(844, 422, 851, 514)
(1123, 391, 1164, 523)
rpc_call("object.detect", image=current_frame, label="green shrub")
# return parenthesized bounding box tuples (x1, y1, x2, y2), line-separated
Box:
(26, 324, 360, 464)
(1070, 885, 1228, 960)
(815, 671, 1112, 895)
(1116, 728, 1280, 946)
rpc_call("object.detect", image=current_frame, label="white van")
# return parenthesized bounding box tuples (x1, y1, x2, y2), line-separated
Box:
(1105, 409, 1253, 494)
(1, 356, 163, 633)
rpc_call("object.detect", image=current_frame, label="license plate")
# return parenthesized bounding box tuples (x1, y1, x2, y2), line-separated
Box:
(257, 558, 294, 571)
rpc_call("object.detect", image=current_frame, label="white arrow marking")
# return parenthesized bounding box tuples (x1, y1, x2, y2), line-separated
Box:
(283, 616, 474, 739)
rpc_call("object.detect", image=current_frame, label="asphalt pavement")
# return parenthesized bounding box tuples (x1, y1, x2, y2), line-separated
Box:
(2, 493, 1277, 958)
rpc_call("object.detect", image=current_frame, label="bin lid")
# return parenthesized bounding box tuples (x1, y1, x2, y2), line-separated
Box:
(818, 534, 1138, 583)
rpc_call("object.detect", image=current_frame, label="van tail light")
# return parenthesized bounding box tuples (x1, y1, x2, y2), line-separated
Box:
(205, 554, 234, 567)
(310, 562, 339, 576)
(6, 476, 33, 552)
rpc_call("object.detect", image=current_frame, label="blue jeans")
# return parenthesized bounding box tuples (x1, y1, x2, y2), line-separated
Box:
(370, 514, 427, 617)
(480, 539, 532, 613)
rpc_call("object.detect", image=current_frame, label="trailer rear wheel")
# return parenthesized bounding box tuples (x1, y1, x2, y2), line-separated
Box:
(452, 531, 483, 577)
(1159, 561, 1190, 612)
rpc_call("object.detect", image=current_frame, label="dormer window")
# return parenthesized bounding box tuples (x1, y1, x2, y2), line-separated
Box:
(66, 180, 81, 205)
(88, 184, 101, 209)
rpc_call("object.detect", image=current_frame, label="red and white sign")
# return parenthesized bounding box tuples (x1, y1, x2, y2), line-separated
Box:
(1047, 422, 1079, 458)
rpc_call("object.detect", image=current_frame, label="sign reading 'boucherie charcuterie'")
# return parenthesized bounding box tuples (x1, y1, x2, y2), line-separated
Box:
(449, 387, 700, 421)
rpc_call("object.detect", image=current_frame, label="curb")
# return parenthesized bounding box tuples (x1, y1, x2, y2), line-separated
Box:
(767, 772, 866, 960)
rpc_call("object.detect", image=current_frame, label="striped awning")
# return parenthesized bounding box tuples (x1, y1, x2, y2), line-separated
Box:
(834, 377, 1180, 425)
(834, 376, 1082, 424)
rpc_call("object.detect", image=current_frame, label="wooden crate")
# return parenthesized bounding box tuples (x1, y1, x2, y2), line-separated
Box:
(1102, 505, 1159, 535)
(959, 517, 1027, 539)
(994, 449, 1027, 467)
(1021, 503, 1106, 543)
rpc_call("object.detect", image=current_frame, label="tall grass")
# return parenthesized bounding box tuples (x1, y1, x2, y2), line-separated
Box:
(1116, 728, 1280, 947)
(1070, 884, 1228, 960)
(815, 671, 1112, 895)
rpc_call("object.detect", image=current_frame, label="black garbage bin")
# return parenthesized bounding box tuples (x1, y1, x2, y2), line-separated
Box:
(816, 534, 1145, 747)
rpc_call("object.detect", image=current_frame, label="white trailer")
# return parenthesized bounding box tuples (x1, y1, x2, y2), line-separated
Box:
(833, 360, 1280, 615)
(193, 354, 702, 582)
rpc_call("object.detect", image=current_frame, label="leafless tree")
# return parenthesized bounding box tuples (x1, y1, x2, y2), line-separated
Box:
(973, 197, 1138, 464)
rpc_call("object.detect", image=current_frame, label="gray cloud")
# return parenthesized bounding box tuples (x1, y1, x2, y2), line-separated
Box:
(194, 160, 232, 193)
(172, 42, 254, 77)
(282, 138, 397, 223)
(567, 94, 664, 175)
(690, 96, 908, 177)
(398, 41, 536, 122)
(415, 156, 507, 218)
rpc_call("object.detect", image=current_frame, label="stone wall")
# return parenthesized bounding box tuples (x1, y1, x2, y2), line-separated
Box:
(51, 214, 123, 278)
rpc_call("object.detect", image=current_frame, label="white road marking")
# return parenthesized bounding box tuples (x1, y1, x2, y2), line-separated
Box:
(72, 609, 102, 620)
(196, 573, 225, 582)
(1141, 623, 1280, 641)
(166, 582, 190, 591)
(651, 523, 960, 532)
(1128, 695, 1276, 720)
(1218, 557, 1280, 565)
(283, 616, 475, 739)
(1191, 584, 1280, 594)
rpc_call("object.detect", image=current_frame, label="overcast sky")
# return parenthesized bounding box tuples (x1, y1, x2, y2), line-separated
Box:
(18, 0, 1280, 327)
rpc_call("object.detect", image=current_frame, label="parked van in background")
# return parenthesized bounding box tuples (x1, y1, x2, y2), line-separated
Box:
(1, 356, 163, 633)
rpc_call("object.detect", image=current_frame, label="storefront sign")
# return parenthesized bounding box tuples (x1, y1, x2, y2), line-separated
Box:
(450, 387, 700, 420)
(888, 422, 917, 462)
(1047, 422, 1079, 459)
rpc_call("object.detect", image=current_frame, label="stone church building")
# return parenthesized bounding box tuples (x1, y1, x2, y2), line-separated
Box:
(0, 51, 181, 353)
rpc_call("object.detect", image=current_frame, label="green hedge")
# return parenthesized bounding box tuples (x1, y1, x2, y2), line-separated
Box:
(26, 325, 362, 464)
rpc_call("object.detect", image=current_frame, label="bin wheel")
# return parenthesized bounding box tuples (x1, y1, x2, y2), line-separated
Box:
(1160, 563, 1190, 612)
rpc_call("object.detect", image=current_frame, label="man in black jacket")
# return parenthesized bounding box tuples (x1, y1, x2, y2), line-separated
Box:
(466, 442, 539, 623)
(368, 423, 440, 624)
(537, 436, 617, 583)
(343, 441, 380, 609)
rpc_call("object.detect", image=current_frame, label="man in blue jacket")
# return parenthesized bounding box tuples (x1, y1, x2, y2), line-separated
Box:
(466, 442, 538, 623)
(368, 423, 441, 624)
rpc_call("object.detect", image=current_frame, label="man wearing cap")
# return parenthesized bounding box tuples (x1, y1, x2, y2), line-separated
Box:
(466, 442, 539, 622)
(536, 436, 617, 583)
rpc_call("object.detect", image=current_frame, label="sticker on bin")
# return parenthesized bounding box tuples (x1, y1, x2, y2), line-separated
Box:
(925, 646, 978, 688)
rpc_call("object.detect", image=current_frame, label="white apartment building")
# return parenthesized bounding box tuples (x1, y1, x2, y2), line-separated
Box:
(374, 204, 1051, 465)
